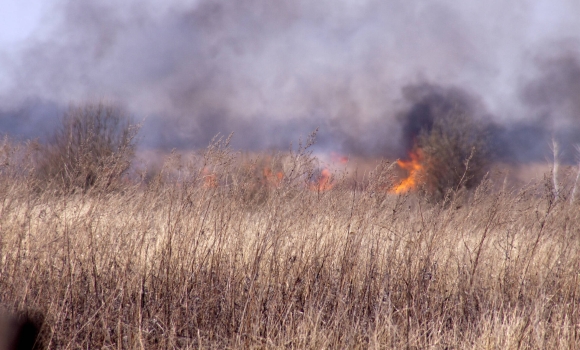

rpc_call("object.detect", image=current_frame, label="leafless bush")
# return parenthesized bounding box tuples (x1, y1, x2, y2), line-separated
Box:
(35, 103, 139, 192)
(418, 110, 490, 199)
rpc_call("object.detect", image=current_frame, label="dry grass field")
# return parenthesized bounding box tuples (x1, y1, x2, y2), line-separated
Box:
(1, 137, 579, 349)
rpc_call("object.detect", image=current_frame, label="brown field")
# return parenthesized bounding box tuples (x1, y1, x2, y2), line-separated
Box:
(1, 139, 579, 349)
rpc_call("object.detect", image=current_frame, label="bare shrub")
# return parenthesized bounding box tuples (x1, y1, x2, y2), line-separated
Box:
(418, 110, 490, 199)
(36, 103, 139, 192)
(0, 137, 38, 177)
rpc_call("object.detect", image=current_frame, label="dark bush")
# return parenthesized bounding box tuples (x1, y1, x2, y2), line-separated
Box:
(417, 109, 489, 199)
(36, 103, 139, 192)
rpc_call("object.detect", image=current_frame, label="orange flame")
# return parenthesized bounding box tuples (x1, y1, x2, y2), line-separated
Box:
(390, 149, 423, 194)
(310, 168, 333, 191)
(263, 167, 284, 187)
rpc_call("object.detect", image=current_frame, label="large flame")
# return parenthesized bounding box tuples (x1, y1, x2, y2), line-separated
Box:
(390, 148, 423, 194)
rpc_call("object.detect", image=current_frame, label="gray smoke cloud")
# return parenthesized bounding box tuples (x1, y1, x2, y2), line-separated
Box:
(496, 45, 580, 163)
(1, 0, 579, 160)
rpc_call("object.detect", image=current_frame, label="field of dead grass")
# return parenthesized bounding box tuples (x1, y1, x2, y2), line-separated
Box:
(0, 139, 579, 349)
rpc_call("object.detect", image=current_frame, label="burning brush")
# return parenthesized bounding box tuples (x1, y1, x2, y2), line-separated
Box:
(310, 168, 334, 192)
(390, 148, 424, 194)
(263, 167, 284, 187)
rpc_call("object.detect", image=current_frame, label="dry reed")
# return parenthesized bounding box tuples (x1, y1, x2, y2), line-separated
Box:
(0, 138, 579, 349)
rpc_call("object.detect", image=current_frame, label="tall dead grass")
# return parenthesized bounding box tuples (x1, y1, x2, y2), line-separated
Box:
(0, 137, 579, 349)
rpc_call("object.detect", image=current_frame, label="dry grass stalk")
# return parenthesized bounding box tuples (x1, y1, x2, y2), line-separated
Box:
(0, 138, 579, 349)
(571, 144, 580, 204)
(551, 137, 560, 200)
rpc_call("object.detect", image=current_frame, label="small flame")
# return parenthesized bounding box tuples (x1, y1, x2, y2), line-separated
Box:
(310, 168, 333, 191)
(202, 167, 218, 188)
(263, 167, 284, 187)
(390, 149, 423, 194)
(330, 152, 349, 164)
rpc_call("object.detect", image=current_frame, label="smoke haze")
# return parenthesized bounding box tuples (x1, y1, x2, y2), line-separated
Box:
(1, 0, 579, 161)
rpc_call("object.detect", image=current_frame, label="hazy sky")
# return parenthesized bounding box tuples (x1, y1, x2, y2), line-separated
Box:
(0, 1, 44, 47)
(1, 0, 579, 159)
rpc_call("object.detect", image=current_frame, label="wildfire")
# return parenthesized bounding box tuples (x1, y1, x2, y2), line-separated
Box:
(390, 148, 424, 194)
(202, 167, 218, 188)
(330, 152, 349, 164)
(263, 167, 284, 187)
(310, 168, 333, 191)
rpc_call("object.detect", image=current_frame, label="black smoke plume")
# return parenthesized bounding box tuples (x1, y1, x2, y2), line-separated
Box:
(397, 83, 484, 156)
